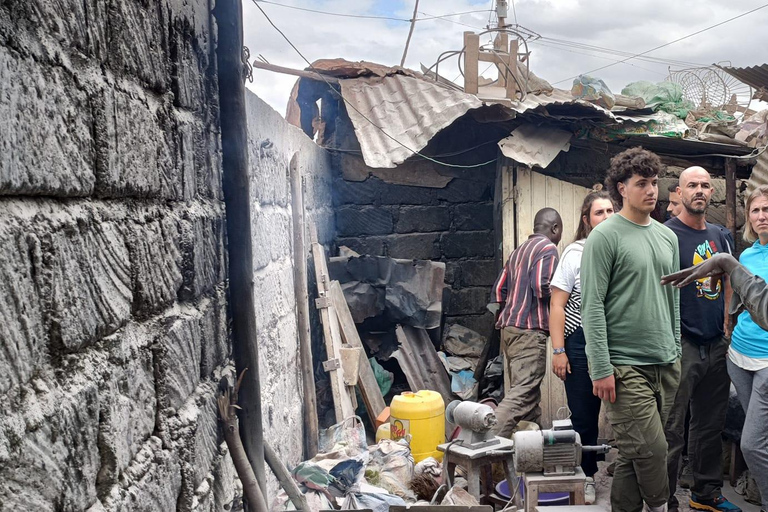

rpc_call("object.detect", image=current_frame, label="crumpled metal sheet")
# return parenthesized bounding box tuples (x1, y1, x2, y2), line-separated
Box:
(498, 124, 573, 168)
(392, 325, 454, 406)
(339, 75, 483, 169)
(717, 63, 768, 95)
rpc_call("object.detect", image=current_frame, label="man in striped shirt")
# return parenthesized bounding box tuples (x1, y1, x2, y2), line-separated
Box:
(491, 207, 562, 438)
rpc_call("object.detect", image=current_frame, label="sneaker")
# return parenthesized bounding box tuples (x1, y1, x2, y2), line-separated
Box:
(679, 458, 693, 489)
(584, 477, 596, 505)
(689, 494, 742, 512)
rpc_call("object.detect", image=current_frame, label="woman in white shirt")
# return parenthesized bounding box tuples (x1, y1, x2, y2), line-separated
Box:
(549, 188, 615, 503)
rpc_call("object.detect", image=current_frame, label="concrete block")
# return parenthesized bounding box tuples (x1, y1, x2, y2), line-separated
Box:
(332, 177, 379, 205)
(98, 323, 157, 487)
(171, 35, 206, 111)
(253, 261, 295, 332)
(441, 231, 494, 258)
(386, 233, 440, 260)
(102, 437, 182, 512)
(0, 47, 96, 196)
(460, 259, 497, 287)
(446, 312, 495, 342)
(448, 286, 491, 315)
(336, 206, 394, 236)
(199, 128, 223, 201)
(251, 207, 292, 271)
(337, 236, 385, 256)
(437, 178, 491, 203)
(174, 114, 203, 201)
(444, 261, 461, 285)
(46, 219, 133, 352)
(395, 206, 451, 233)
(93, 87, 176, 199)
(156, 308, 203, 412)
(211, 444, 237, 511)
(199, 289, 230, 379)
(0, 221, 46, 394)
(179, 210, 225, 300)
(0, 377, 100, 512)
(124, 216, 183, 319)
(248, 139, 291, 207)
(106, 0, 169, 91)
(453, 202, 494, 231)
(380, 182, 436, 205)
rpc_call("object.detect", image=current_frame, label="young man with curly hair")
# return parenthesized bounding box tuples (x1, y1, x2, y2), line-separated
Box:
(581, 147, 682, 512)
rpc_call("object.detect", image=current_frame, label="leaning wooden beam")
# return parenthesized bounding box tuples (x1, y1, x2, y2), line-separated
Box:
(310, 237, 356, 423)
(329, 281, 387, 420)
(252, 61, 341, 83)
(264, 442, 309, 512)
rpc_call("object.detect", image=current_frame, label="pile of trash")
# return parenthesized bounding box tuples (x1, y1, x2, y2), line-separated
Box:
(438, 324, 486, 400)
(271, 417, 484, 511)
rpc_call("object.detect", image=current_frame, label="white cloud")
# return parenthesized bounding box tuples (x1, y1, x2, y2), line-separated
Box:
(243, 0, 768, 116)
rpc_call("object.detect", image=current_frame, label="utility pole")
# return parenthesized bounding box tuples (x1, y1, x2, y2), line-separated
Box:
(494, 0, 509, 87)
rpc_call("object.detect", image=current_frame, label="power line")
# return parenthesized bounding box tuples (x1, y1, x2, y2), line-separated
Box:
(251, 0, 498, 169)
(510, 0, 519, 26)
(529, 40, 668, 77)
(553, 3, 768, 85)
(252, 1, 491, 23)
(538, 37, 707, 68)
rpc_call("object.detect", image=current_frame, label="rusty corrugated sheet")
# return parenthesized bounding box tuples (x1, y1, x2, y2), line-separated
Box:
(747, 149, 768, 194)
(717, 64, 768, 95)
(392, 325, 454, 407)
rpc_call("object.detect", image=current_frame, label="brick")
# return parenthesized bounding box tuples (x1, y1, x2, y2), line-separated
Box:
(395, 206, 451, 233)
(448, 287, 491, 315)
(156, 309, 203, 411)
(251, 207, 292, 271)
(441, 231, 494, 258)
(386, 233, 440, 260)
(125, 216, 183, 318)
(0, 222, 46, 394)
(379, 183, 436, 205)
(174, 115, 204, 201)
(444, 261, 461, 285)
(106, 0, 169, 91)
(46, 220, 133, 353)
(253, 261, 295, 331)
(98, 323, 157, 487)
(0, 48, 96, 196)
(336, 206, 394, 236)
(199, 128, 223, 201)
(171, 34, 206, 110)
(337, 236, 385, 256)
(453, 202, 494, 231)
(248, 138, 290, 207)
(93, 87, 176, 199)
(179, 210, 225, 300)
(437, 178, 491, 203)
(199, 290, 229, 378)
(446, 312, 496, 342)
(0, 378, 100, 511)
(332, 177, 379, 205)
(460, 259, 497, 287)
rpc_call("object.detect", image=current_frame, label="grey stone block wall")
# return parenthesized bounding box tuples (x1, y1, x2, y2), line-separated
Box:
(333, 160, 497, 340)
(246, 91, 336, 497)
(0, 1, 238, 510)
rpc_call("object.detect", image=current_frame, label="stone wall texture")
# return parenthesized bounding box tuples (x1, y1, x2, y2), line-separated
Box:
(0, 1, 238, 510)
(333, 158, 497, 340)
(245, 91, 336, 499)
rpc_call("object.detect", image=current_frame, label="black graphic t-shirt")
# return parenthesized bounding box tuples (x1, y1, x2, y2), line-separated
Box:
(665, 217, 734, 344)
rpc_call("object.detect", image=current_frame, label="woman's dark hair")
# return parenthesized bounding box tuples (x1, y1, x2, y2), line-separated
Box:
(605, 147, 665, 206)
(574, 187, 614, 242)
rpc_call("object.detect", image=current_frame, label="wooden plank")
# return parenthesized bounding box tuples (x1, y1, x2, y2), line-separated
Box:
(328, 281, 387, 419)
(515, 166, 533, 246)
(506, 39, 519, 100)
(463, 31, 480, 94)
(478, 51, 509, 64)
(252, 60, 341, 83)
(311, 242, 355, 422)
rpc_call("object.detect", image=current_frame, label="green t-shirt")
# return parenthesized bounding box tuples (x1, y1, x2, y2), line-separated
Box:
(581, 214, 681, 380)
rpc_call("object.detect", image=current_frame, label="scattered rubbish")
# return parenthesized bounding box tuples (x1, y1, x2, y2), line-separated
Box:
(621, 80, 694, 118)
(342, 483, 407, 512)
(291, 461, 336, 499)
(572, 75, 616, 110)
(480, 355, 504, 403)
(498, 124, 573, 169)
(319, 416, 368, 458)
(443, 324, 488, 359)
(409, 472, 441, 502)
(450, 370, 478, 401)
(370, 358, 394, 397)
(366, 438, 416, 499)
(441, 485, 481, 505)
(736, 109, 768, 147)
(330, 459, 365, 494)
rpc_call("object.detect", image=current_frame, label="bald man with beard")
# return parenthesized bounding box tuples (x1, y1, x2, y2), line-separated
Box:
(663, 167, 739, 512)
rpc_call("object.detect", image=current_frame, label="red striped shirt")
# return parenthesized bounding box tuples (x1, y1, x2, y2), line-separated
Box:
(492, 234, 559, 332)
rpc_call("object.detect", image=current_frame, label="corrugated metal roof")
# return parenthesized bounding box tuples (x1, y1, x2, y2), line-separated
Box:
(717, 64, 768, 94)
(747, 149, 768, 194)
(392, 325, 454, 407)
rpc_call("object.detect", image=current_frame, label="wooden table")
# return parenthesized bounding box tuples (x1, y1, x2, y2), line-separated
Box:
(523, 468, 586, 512)
(438, 437, 517, 504)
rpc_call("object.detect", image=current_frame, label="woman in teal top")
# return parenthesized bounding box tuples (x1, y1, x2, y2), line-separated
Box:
(728, 185, 768, 512)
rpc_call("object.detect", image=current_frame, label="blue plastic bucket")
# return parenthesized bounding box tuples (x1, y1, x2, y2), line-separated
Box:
(495, 479, 571, 506)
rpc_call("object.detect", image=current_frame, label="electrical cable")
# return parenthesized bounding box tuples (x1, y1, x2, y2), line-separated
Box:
(553, 3, 768, 85)
(528, 40, 668, 77)
(251, 1, 499, 169)
(252, 1, 490, 23)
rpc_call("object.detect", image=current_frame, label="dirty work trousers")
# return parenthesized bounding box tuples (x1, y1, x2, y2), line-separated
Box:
(493, 326, 547, 438)
(564, 327, 602, 477)
(727, 358, 768, 509)
(665, 337, 730, 510)
(605, 361, 681, 512)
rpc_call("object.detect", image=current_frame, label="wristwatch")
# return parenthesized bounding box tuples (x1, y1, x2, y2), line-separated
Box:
(553, 347, 566, 355)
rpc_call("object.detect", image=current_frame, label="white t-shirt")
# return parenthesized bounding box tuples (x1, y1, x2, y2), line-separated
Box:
(551, 240, 585, 337)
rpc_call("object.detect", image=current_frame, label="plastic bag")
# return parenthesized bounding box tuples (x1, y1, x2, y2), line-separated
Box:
(319, 416, 367, 457)
(329, 459, 365, 493)
(451, 370, 478, 400)
(621, 81, 694, 118)
(571, 75, 616, 110)
(365, 438, 416, 500)
(369, 358, 394, 396)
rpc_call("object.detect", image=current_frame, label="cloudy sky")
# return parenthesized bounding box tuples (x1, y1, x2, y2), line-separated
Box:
(243, 0, 768, 117)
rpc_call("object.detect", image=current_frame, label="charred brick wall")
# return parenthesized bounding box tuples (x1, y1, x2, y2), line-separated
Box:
(333, 158, 498, 341)
(0, 1, 237, 510)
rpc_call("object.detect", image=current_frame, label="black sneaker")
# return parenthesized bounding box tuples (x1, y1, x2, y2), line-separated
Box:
(689, 494, 741, 512)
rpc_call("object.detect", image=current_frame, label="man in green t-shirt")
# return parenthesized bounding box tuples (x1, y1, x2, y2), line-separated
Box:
(581, 147, 682, 512)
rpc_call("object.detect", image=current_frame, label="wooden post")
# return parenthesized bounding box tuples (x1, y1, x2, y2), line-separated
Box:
(213, 0, 267, 496)
(726, 158, 737, 241)
(495, 15, 509, 87)
(463, 31, 480, 95)
(289, 154, 319, 459)
(506, 39, 519, 100)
